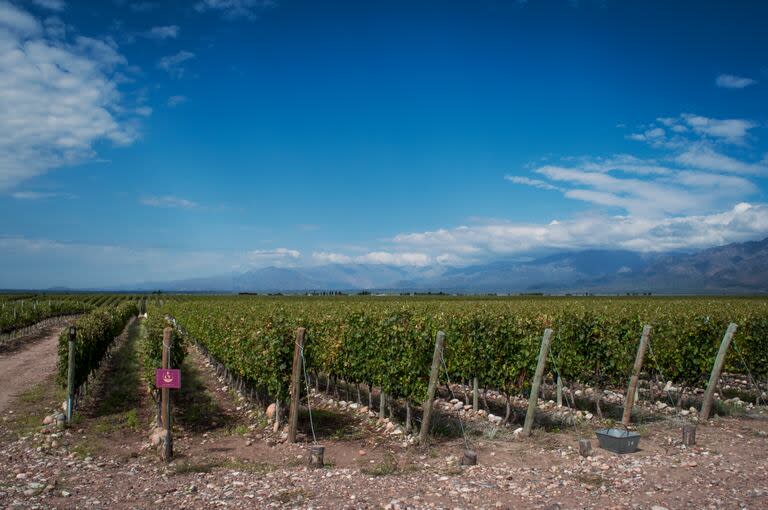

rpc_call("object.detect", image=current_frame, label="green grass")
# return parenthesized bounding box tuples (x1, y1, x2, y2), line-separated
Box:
(174, 358, 235, 432)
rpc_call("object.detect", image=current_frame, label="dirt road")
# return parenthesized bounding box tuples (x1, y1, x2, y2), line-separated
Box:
(0, 328, 61, 413)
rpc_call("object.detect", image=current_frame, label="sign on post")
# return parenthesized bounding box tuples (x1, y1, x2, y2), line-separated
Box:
(155, 368, 181, 389)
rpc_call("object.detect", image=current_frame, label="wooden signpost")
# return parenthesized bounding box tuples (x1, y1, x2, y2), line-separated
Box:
(157, 327, 178, 462)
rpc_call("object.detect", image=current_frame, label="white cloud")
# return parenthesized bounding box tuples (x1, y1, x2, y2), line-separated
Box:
(576, 154, 672, 175)
(716, 74, 757, 89)
(248, 248, 300, 259)
(0, 1, 41, 35)
(504, 175, 562, 191)
(30, 0, 65, 10)
(157, 50, 194, 77)
(140, 195, 198, 209)
(0, 236, 307, 287)
(144, 25, 178, 40)
(390, 203, 768, 263)
(194, 0, 276, 20)
(10, 190, 73, 199)
(627, 127, 665, 143)
(680, 114, 756, 144)
(312, 251, 433, 267)
(167, 94, 187, 107)
(533, 165, 706, 216)
(630, 114, 757, 147)
(675, 144, 768, 175)
(0, 1, 141, 190)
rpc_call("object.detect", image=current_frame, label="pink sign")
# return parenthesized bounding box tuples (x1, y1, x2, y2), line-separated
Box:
(155, 368, 181, 389)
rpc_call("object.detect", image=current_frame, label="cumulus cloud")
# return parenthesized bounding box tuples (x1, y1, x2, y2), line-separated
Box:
(140, 195, 198, 209)
(157, 50, 194, 77)
(716, 74, 757, 89)
(194, 0, 276, 20)
(0, 1, 141, 190)
(389, 203, 768, 264)
(144, 25, 178, 40)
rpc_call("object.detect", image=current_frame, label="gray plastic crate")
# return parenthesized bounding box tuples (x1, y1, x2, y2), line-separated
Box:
(595, 427, 641, 454)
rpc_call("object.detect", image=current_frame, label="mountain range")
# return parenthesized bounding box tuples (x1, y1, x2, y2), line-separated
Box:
(122, 237, 768, 294)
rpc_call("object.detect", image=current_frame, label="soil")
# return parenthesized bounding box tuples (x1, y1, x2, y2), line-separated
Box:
(0, 325, 64, 413)
(0, 318, 766, 509)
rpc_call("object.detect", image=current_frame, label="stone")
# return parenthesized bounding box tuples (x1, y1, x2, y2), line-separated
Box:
(43, 415, 54, 425)
(266, 403, 276, 419)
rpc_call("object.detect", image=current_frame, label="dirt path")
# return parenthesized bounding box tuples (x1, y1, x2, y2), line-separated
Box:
(0, 327, 62, 413)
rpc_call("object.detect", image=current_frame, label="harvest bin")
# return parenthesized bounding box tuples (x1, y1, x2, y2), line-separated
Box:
(595, 427, 640, 454)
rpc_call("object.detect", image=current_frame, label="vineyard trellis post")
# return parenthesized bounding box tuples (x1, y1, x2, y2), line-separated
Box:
(161, 327, 173, 461)
(472, 377, 479, 412)
(523, 328, 553, 437)
(700, 322, 738, 421)
(622, 324, 652, 425)
(66, 325, 76, 423)
(419, 330, 445, 446)
(288, 327, 305, 443)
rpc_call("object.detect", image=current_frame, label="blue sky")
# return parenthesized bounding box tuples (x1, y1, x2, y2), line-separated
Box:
(1, 0, 767, 287)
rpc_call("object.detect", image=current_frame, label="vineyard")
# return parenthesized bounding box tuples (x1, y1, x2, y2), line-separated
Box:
(150, 295, 767, 434)
(0, 293, 146, 336)
(2, 293, 767, 509)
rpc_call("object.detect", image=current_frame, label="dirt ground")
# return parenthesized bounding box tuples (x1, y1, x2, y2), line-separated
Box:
(1, 318, 767, 509)
(0, 324, 66, 413)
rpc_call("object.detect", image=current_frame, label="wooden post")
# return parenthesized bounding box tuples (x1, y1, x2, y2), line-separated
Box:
(66, 325, 76, 423)
(161, 327, 173, 462)
(309, 445, 324, 468)
(556, 375, 563, 408)
(578, 439, 592, 457)
(405, 401, 412, 433)
(419, 330, 445, 445)
(379, 392, 386, 419)
(682, 424, 696, 446)
(288, 327, 305, 443)
(622, 325, 652, 425)
(460, 449, 477, 466)
(472, 377, 479, 412)
(700, 323, 738, 421)
(523, 329, 553, 437)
